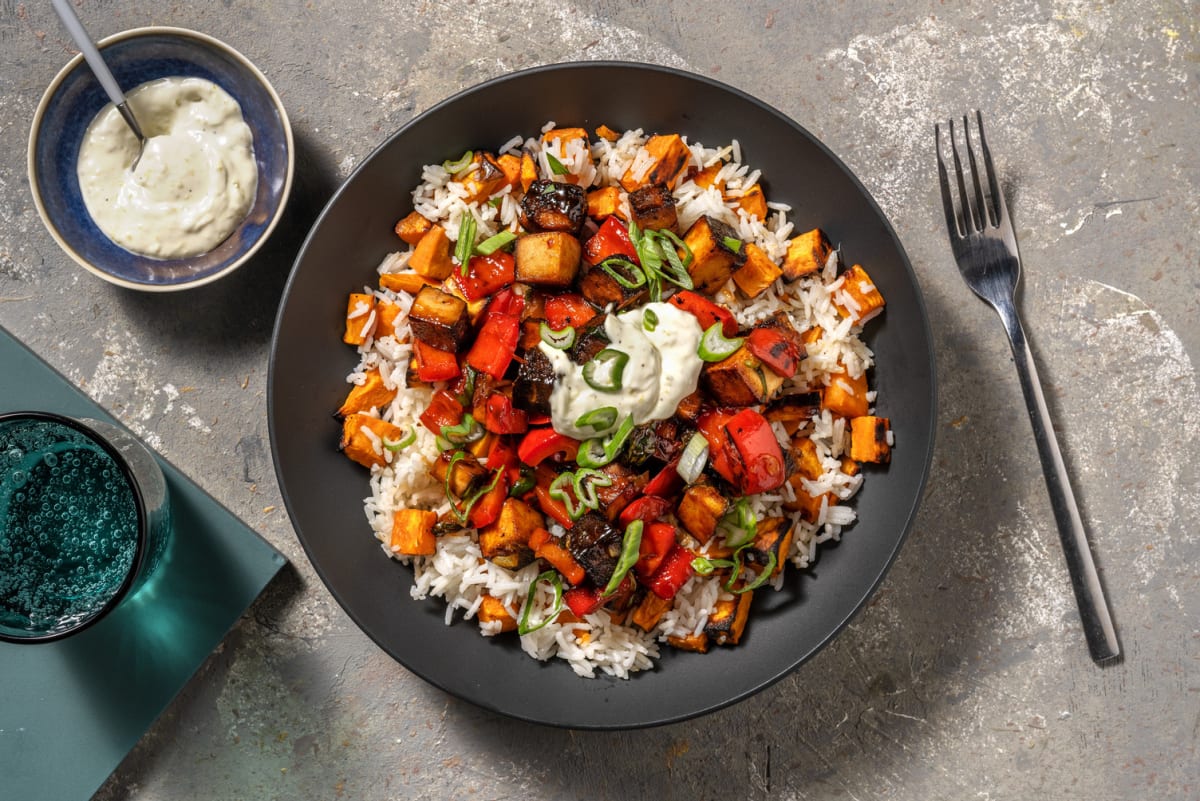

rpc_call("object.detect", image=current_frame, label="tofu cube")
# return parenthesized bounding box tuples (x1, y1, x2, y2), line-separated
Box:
(409, 285, 470, 351)
(514, 231, 582, 287)
(628, 183, 678, 231)
(702, 344, 787, 406)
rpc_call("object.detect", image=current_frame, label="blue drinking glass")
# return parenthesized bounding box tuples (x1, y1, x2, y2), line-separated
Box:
(0, 411, 170, 642)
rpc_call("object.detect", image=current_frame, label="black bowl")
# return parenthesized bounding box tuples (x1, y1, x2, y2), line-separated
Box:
(269, 62, 936, 729)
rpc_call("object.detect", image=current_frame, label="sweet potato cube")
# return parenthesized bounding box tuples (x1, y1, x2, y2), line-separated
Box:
(336, 368, 397, 418)
(514, 231, 582, 287)
(681, 215, 745, 294)
(389, 509, 438, 556)
(496, 153, 522, 190)
(834, 264, 886, 324)
(628, 182, 678, 232)
(784, 480, 835, 523)
(791, 436, 825, 481)
(702, 344, 787, 406)
(478, 497, 543, 569)
(705, 591, 753, 646)
(520, 153, 538, 192)
(733, 184, 768, 221)
(378, 271, 434, 296)
(339, 413, 406, 469)
(586, 186, 622, 220)
(667, 631, 709, 653)
(630, 591, 672, 632)
(409, 285, 470, 351)
(343, 293, 377, 345)
(765, 391, 821, 436)
(822, 367, 869, 418)
(677, 483, 729, 544)
(374, 301, 404, 339)
(460, 152, 508, 202)
(690, 163, 724, 191)
(800, 325, 824, 347)
(746, 516, 793, 578)
(478, 595, 518, 633)
(594, 124, 621, 142)
(394, 211, 433, 245)
(620, 134, 692, 191)
(732, 242, 783, 298)
(781, 228, 834, 281)
(409, 224, 455, 280)
(542, 127, 589, 146)
(849, 416, 892, 464)
(841, 456, 861, 477)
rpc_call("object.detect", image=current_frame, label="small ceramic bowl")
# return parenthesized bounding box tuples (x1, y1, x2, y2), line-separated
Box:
(28, 27, 294, 291)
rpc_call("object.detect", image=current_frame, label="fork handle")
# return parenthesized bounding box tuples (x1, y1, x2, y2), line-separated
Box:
(1002, 312, 1121, 663)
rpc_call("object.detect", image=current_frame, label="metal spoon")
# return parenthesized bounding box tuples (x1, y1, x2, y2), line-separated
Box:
(50, 0, 146, 169)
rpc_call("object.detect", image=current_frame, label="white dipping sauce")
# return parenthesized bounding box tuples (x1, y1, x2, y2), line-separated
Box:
(76, 76, 257, 259)
(542, 302, 704, 440)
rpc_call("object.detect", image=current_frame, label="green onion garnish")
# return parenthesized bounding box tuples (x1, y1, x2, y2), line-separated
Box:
(643, 308, 658, 332)
(576, 414, 635, 469)
(733, 550, 777, 593)
(574, 406, 618, 432)
(476, 230, 517, 255)
(625, 220, 694, 302)
(518, 570, 564, 634)
(440, 413, 483, 446)
(572, 468, 612, 510)
(455, 214, 477, 275)
(545, 152, 568, 176)
(691, 555, 736, 576)
(697, 322, 744, 362)
(602, 520, 643, 597)
(582, 348, 629, 392)
(539, 321, 576, 350)
(597, 257, 647, 289)
(442, 150, 473, 174)
(722, 236, 743, 254)
(383, 427, 417, 451)
(509, 465, 536, 497)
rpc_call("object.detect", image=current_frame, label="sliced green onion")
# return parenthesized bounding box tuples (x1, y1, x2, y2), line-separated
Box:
(455, 214, 477, 274)
(602, 520, 643, 597)
(518, 570, 564, 634)
(733, 550, 777, 593)
(443, 150, 473, 174)
(443, 450, 468, 504)
(574, 406, 618, 432)
(539, 321, 576, 350)
(476, 230, 517, 255)
(697, 322, 745, 362)
(488, 197, 503, 208)
(576, 414, 636, 469)
(383, 426, 417, 452)
(540, 183, 556, 195)
(676, 431, 709, 484)
(718, 498, 758, 549)
(691, 555, 736, 576)
(643, 308, 659, 332)
(435, 435, 455, 452)
(441, 413, 483, 446)
(545, 152, 568, 176)
(456, 365, 477, 406)
(509, 465, 536, 497)
(597, 257, 647, 289)
(722, 236, 744, 254)
(582, 348, 629, 392)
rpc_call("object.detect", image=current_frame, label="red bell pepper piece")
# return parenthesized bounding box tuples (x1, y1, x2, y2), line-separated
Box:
(746, 327, 800, 379)
(465, 311, 520, 378)
(618, 495, 673, 528)
(583, 215, 640, 265)
(563, 586, 605, 617)
(484, 393, 529, 435)
(517, 427, 580, 466)
(487, 286, 525, 318)
(635, 522, 678, 581)
(453, 252, 515, 301)
(468, 470, 509, 529)
(419, 389, 464, 434)
(726, 408, 786, 494)
(413, 339, 462, 383)
(646, 545, 696, 600)
(544, 293, 598, 330)
(643, 459, 683, 498)
(696, 408, 743, 488)
(534, 485, 574, 529)
(486, 433, 520, 480)
(668, 290, 738, 337)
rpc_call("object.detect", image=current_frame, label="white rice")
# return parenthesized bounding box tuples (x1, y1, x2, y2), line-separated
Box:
(345, 123, 884, 678)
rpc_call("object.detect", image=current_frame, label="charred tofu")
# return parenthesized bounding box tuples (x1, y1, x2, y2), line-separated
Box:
(568, 314, 611, 365)
(513, 347, 556, 417)
(681, 215, 746, 294)
(514, 231, 582, 287)
(628, 182, 678, 231)
(702, 344, 787, 406)
(564, 512, 623, 587)
(520, 180, 587, 234)
(579, 258, 648, 309)
(431, 450, 489, 498)
(478, 497, 542, 569)
(781, 228, 834, 281)
(409, 285, 470, 351)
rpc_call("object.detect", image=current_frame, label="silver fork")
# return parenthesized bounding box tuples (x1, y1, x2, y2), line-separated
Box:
(936, 111, 1120, 664)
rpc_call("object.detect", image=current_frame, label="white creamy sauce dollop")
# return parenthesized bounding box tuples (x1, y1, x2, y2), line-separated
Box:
(542, 302, 704, 439)
(76, 76, 257, 259)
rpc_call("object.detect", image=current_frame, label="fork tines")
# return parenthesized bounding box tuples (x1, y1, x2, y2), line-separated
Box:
(935, 110, 1007, 238)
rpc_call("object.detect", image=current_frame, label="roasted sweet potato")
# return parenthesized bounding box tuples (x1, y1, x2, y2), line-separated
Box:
(408, 224, 455, 280)
(586, 186, 622, 219)
(705, 590, 753, 645)
(732, 183, 767, 221)
(394, 211, 433, 245)
(374, 301, 404, 340)
(477, 595, 518, 632)
(460, 152, 508, 202)
(732, 242, 783, 298)
(781, 228, 834, 281)
(849, 415, 891, 463)
(630, 591, 672, 632)
(667, 631, 709, 653)
(680, 215, 746, 294)
(702, 344, 786, 406)
(479, 497, 543, 569)
(620, 133, 692, 191)
(336, 368, 397, 419)
(745, 516, 793, 578)
(389, 509, 438, 556)
(834, 264, 886, 325)
(822, 367, 870, 418)
(579, 259, 647, 309)
(378, 271, 434, 296)
(676, 483, 729, 544)
(343, 293, 377, 345)
(514, 231, 582, 287)
(339, 413, 407, 468)
(409, 285, 470, 351)
(431, 450, 489, 498)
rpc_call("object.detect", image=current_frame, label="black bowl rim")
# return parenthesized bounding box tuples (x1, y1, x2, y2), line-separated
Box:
(268, 59, 937, 728)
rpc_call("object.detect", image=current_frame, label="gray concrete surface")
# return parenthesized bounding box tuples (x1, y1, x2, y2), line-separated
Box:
(2, 1, 1198, 799)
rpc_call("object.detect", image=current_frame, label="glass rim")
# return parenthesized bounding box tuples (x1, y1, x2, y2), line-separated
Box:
(0, 410, 150, 644)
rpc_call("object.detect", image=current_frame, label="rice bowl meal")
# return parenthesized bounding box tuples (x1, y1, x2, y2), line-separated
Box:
(333, 122, 893, 679)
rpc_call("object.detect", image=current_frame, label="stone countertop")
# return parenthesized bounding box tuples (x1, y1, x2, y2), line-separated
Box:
(1, 1, 1197, 799)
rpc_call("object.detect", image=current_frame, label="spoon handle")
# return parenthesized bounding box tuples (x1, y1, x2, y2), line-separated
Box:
(49, 0, 143, 138)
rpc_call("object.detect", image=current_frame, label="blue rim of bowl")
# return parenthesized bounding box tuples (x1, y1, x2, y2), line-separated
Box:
(26, 26, 295, 292)
(0, 411, 149, 644)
